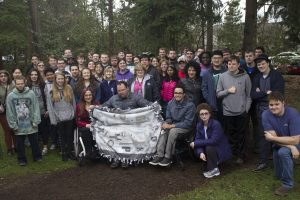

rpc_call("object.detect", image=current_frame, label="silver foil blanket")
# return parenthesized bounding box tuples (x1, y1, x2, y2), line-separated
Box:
(90, 102, 163, 163)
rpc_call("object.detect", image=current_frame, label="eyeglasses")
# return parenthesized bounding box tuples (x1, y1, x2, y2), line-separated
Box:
(200, 112, 209, 116)
(174, 92, 184, 95)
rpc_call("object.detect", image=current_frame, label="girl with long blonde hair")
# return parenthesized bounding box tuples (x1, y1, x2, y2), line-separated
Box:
(46, 72, 76, 161)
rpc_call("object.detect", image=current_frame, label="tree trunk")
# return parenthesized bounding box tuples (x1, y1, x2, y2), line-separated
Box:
(242, 0, 257, 51)
(206, 0, 213, 51)
(107, 0, 114, 55)
(28, 0, 41, 55)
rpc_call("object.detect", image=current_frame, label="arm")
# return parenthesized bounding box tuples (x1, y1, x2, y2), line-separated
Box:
(216, 75, 229, 98)
(46, 90, 57, 125)
(31, 91, 41, 126)
(250, 74, 268, 100)
(194, 120, 223, 147)
(201, 73, 209, 101)
(173, 103, 196, 129)
(152, 79, 161, 102)
(265, 131, 300, 145)
(5, 95, 18, 131)
(75, 105, 89, 128)
(245, 76, 252, 112)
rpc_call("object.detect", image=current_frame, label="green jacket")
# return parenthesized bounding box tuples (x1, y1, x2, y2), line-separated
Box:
(6, 87, 41, 135)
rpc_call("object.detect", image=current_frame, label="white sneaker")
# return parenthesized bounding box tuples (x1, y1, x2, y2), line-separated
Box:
(50, 144, 56, 150)
(42, 147, 48, 156)
(203, 168, 220, 178)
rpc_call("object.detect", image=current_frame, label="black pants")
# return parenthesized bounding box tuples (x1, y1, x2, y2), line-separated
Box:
(224, 113, 248, 159)
(16, 133, 41, 163)
(257, 104, 271, 164)
(38, 114, 50, 146)
(205, 146, 218, 171)
(245, 102, 259, 153)
(57, 120, 74, 157)
(78, 127, 96, 157)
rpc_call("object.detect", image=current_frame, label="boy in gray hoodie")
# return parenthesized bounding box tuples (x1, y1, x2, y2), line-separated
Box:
(217, 55, 251, 164)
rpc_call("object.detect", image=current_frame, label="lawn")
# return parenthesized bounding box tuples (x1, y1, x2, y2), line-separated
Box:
(0, 76, 300, 199)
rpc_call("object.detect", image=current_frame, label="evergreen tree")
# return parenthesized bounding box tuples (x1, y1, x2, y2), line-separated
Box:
(217, 0, 243, 51)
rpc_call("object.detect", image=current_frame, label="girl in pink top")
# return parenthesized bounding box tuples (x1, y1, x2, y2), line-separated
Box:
(160, 65, 179, 118)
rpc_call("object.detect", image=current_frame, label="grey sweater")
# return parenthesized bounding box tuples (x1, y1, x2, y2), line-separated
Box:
(46, 85, 76, 125)
(216, 69, 252, 116)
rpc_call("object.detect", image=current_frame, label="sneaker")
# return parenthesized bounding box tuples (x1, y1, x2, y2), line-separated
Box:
(7, 149, 13, 156)
(110, 160, 120, 169)
(149, 157, 163, 166)
(121, 162, 129, 169)
(50, 144, 56, 150)
(42, 147, 48, 156)
(18, 161, 27, 166)
(253, 163, 268, 172)
(274, 186, 292, 196)
(158, 158, 171, 167)
(235, 158, 244, 165)
(203, 168, 220, 178)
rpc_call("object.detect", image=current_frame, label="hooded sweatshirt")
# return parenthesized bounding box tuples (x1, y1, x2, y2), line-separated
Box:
(6, 87, 41, 135)
(216, 69, 252, 116)
(116, 69, 134, 82)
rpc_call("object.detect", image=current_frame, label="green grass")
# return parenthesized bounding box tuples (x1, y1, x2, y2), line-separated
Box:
(0, 129, 76, 177)
(165, 166, 300, 200)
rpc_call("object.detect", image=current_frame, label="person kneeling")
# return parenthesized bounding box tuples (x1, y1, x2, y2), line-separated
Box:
(149, 85, 195, 167)
(190, 103, 232, 178)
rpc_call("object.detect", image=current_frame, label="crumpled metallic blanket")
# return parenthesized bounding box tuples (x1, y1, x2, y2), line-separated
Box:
(90, 102, 163, 164)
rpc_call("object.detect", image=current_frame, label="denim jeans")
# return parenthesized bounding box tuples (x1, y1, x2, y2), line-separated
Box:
(273, 144, 300, 188)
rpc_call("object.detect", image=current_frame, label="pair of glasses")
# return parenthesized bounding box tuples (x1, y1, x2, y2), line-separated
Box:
(174, 92, 183, 95)
(200, 112, 209, 116)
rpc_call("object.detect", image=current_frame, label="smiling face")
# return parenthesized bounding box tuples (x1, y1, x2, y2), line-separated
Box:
(83, 90, 93, 103)
(13, 69, 22, 80)
(257, 60, 270, 75)
(187, 66, 196, 79)
(167, 66, 174, 77)
(118, 60, 127, 71)
(55, 74, 65, 87)
(269, 100, 285, 116)
(160, 61, 168, 72)
(173, 87, 185, 102)
(30, 71, 39, 83)
(81, 68, 91, 80)
(228, 59, 240, 74)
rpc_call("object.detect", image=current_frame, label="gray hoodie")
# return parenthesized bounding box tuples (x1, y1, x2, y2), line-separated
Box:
(216, 69, 252, 116)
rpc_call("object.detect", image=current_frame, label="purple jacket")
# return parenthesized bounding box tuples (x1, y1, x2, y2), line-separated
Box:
(116, 69, 134, 82)
(194, 118, 232, 163)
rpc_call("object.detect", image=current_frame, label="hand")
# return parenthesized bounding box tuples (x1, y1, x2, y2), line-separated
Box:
(86, 124, 91, 128)
(44, 111, 49, 117)
(88, 105, 95, 111)
(190, 142, 194, 149)
(256, 88, 261, 92)
(200, 153, 206, 161)
(162, 123, 174, 129)
(266, 90, 272, 95)
(290, 146, 300, 159)
(228, 86, 236, 94)
(264, 132, 275, 141)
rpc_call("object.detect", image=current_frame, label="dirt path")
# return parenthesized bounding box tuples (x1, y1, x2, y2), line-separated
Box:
(0, 158, 237, 200)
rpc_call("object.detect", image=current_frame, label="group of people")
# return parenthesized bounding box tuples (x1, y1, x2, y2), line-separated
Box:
(0, 46, 299, 196)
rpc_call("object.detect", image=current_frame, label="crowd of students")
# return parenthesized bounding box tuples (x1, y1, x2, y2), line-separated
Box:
(0, 46, 299, 196)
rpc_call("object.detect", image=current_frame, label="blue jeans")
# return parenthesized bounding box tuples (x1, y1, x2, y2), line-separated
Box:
(273, 144, 300, 188)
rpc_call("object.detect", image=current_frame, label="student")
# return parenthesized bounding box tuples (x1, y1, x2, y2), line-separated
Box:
(26, 68, 49, 155)
(100, 67, 117, 104)
(190, 103, 231, 178)
(47, 72, 76, 161)
(6, 76, 41, 166)
(262, 92, 300, 196)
